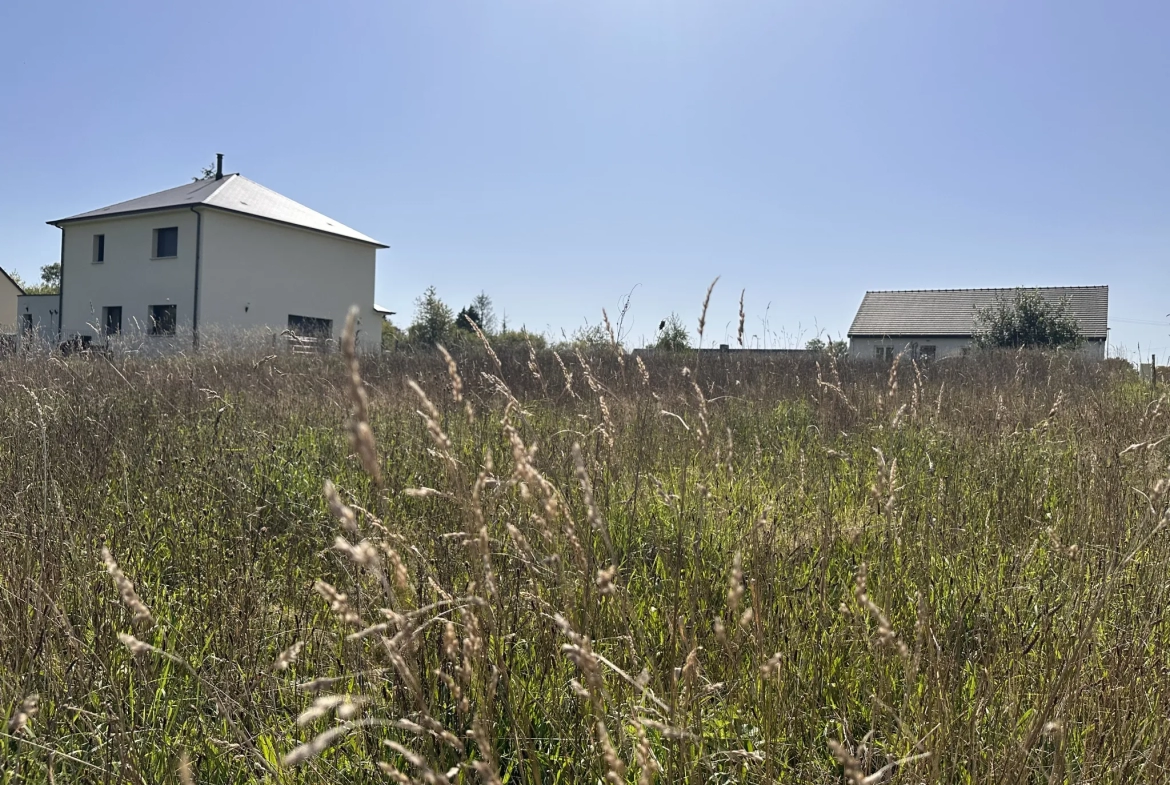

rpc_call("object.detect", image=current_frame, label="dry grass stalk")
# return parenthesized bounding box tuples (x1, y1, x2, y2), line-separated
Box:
(6, 694, 38, 735)
(177, 750, 195, 785)
(553, 350, 579, 399)
(557, 615, 628, 784)
(737, 288, 746, 348)
(273, 640, 305, 672)
(602, 308, 625, 369)
(697, 276, 720, 347)
(851, 563, 909, 658)
(282, 724, 355, 766)
(324, 479, 358, 534)
(101, 547, 154, 626)
(635, 354, 650, 386)
(465, 314, 502, 373)
(341, 306, 381, 485)
(829, 739, 929, 785)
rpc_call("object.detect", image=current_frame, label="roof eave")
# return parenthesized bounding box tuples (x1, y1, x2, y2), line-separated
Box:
(48, 203, 389, 248)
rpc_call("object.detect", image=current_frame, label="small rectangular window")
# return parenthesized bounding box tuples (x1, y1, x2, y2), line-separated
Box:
(93, 234, 105, 263)
(21, 313, 33, 333)
(154, 227, 178, 258)
(149, 304, 176, 336)
(103, 306, 122, 336)
(919, 345, 936, 360)
(288, 314, 334, 338)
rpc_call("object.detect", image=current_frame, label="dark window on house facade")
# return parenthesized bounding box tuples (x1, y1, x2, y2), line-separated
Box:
(919, 345, 936, 360)
(93, 234, 105, 263)
(154, 227, 178, 258)
(875, 346, 894, 362)
(149, 304, 176, 336)
(287, 314, 333, 338)
(103, 306, 122, 336)
(21, 314, 33, 334)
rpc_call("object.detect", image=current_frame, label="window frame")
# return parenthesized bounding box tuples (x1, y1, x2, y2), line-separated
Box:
(93, 234, 105, 264)
(152, 227, 179, 259)
(148, 304, 177, 336)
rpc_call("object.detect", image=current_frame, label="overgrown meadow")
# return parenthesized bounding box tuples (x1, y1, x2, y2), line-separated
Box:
(2, 319, 1168, 784)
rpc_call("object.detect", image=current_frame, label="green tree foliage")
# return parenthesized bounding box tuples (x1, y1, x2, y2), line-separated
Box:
(973, 289, 1083, 350)
(380, 317, 405, 351)
(557, 323, 609, 351)
(805, 337, 848, 357)
(455, 305, 483, 334)
(470, 291, 497, 334)
(494, 328, 548, 352)
(408, 286, 454, 346)
(654, 313, 691, 351)
(194, 161, 218, 181)
(13, 263, 60, 295)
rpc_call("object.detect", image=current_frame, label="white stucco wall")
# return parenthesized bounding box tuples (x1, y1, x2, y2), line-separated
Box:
(0, 273, 20, 330)
(60, 209, 198, 342)
(15, 294, 60, 350)
(199, 210, 380, 352)
(849, 335, 1106, 360)
(848, 336, 975, 360)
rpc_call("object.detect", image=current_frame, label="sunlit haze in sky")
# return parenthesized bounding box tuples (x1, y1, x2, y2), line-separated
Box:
(2, 1, 1168, 357)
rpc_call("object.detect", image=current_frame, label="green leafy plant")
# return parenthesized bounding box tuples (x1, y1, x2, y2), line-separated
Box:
(973, 288, 1084, 350)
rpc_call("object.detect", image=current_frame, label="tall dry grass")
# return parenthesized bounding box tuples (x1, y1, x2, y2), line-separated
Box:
(1, 318, 1167, 784)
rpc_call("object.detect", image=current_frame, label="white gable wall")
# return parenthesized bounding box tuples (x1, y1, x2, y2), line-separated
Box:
(199, 210, 380, 352)
(60, 209, 198, 340)
(0, 273, 20, 330)
(15, 294, 60, 350)
(849, 335, 1106, 360)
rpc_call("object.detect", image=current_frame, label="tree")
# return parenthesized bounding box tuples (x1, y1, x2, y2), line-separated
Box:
(381, 317, 405, 351)
(454, 305, 483, 334)
(470, 292, 497, 334)
(654, 313, 690, 351)
(15, 263, 60, 295)
(193, 161, 218, 181)
(805, 337, 847, 357)
(408, 286, 454, 346)
(973, 289, 1083, 350)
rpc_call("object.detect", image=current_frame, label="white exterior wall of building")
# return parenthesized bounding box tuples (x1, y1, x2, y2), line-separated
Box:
(59, 209, 198, 341)
(849, 335, 1106, 360)
(15, 294, 61, 350)
(0, 274, 20, 330)
(199, 210, 380, 352)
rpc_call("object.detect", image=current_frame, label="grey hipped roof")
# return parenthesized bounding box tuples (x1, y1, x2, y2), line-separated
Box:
(0, 267, 25, 295)
(848, 286, 1109, 339)
(49, 174, 387, 248)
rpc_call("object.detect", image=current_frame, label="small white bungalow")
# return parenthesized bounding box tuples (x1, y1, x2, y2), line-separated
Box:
(44, 156, 387, 352)
(847, 286, 1109, 360)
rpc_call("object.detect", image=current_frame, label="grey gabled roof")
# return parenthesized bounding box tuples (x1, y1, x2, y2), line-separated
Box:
(848, 286, 1109, 339)
(0, 267, 25, 295)
(49, 174, 387, 248)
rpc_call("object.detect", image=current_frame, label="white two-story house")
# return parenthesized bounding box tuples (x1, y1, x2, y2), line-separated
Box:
(46, 158, 387, 352)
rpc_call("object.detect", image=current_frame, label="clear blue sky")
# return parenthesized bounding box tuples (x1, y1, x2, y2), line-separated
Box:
(2, 1, 1168, 357)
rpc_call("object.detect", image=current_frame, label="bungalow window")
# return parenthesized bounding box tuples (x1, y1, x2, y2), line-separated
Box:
(288, 314, 333, 338)
(919, 345, 936, 361)
(875, 346, 894, 361)
(93, 234, 105, 263)
(153, 227, 178, 258)
(149, 304, 176, 336)
(103, 306, 122, 336)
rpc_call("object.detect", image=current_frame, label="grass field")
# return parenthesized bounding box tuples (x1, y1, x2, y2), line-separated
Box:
(2, 324, 1168, 784)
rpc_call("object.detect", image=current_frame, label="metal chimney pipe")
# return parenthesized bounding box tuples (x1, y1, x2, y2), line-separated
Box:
(215, 153, 224, 180)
